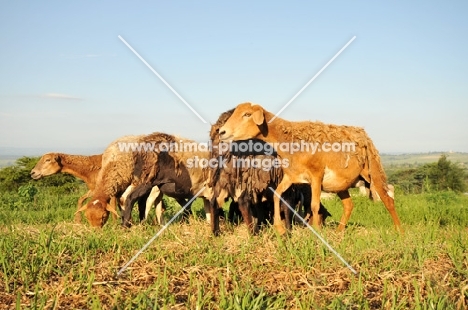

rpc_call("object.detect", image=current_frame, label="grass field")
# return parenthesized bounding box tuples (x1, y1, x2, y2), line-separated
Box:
(0, 188, 467, 309)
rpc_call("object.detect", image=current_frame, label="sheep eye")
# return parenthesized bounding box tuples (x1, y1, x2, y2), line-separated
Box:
(243, 113, 251, 117)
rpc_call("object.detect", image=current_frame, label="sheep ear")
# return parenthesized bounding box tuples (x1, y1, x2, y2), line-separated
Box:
(75, 204, 88, 214)
(252, 110, 264, 125)
(106, 204, 119, 217)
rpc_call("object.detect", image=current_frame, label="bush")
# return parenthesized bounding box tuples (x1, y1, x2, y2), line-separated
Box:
(18, 184, 38, 202)
(0, 156, 82, 192)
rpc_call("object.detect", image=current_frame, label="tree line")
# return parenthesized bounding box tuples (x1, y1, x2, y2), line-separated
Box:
(0, 154, 466, 197)
(387, 155, 467, 194)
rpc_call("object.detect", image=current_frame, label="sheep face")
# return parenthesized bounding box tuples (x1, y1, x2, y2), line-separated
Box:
(30, 153, 61, 179)
(219, 103, 265, 142)
(84, 199, 110, 227)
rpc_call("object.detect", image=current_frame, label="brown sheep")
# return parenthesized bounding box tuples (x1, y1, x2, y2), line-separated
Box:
(78, 132, 212, 227)
(120, 149, 211, 228)
(218, 102, 403, 234)
(30, 153, 118, 222)
(77, 134, 172, 227)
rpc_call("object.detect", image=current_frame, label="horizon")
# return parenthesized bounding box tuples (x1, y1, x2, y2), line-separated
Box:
(0, 146, 466, 158)
(1, 1, 467, 153)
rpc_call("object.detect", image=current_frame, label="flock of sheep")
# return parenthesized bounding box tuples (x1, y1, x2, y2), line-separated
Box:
(30, 102, 403, 235)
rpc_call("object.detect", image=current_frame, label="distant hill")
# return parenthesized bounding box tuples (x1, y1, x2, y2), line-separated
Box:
(0, 147, 104, 168)
(381, 152, 468, 168)
(0, 156, 21, 168)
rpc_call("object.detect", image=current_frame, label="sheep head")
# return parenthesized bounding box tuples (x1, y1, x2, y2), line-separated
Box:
(77, 198, 118, 227)
(210, 109, 234, 143)
(209, 108, 235, 159)
(30, 153, 62, 179)
(219, 103, 266, 142)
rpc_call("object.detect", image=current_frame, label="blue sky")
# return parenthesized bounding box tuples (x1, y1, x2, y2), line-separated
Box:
(1, 1, 467, 154)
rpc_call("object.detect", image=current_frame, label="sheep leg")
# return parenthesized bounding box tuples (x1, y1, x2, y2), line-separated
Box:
(295, 192, 305, 225)
(280, 189, 294, 231)
(238, 193, 254, 235)
(202, 198, 211, 224)
(228, 200, 242, 224)
(119, 185, 135, 212)
(310, 177, 324, 230)
(301, 185, 329, 227)
(373, 183, 402, 233)
(301, 187, 313, 224)
(154, 198, 164, 225)
(145, 186, 162, 224)
(336, 190, 353, 231)
(227, 200, 241, 224)
(253, 199, 271, 234)
(137, 192, 150, 223)
(75, 190, 92, 223)
(272, 176, 293, 235)
(210, 196, 221, 236)
(318, 202, 332, 226)
(122, 184, 152, 228)
(176, 198, 191, 223)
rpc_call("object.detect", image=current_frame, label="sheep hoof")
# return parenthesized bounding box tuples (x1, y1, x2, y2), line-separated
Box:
(122, 221, 132, 229)
(274, 224, 287, 235)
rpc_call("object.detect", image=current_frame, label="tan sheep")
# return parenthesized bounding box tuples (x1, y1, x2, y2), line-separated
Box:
(218, 102, 403, 234)
(30, 153, 118, 222)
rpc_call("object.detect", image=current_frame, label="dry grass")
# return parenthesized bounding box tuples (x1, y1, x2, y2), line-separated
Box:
(1, 216, 467, 309)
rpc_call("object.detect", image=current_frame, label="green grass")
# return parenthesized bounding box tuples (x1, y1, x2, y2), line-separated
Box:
(0, 189, 467, 309)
